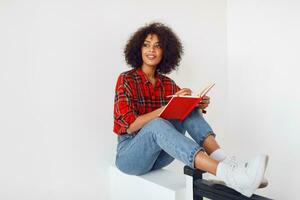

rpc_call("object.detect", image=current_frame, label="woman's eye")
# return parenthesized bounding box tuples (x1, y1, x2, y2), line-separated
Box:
(142, 43, 161, 49)
(155, 44, 161, 49)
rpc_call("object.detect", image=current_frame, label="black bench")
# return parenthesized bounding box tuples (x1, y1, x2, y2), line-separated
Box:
(184, 166, 273, 200)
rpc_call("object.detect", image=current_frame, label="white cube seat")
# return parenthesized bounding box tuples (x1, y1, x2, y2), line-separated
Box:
(109, 166, 187, 200)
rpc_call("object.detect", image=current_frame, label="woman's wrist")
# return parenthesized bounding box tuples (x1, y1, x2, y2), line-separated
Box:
(156, 106, 165, 117)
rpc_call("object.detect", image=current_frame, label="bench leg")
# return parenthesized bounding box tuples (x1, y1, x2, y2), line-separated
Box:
(193, 170, 204, 200)
(193, 193, 203, 200)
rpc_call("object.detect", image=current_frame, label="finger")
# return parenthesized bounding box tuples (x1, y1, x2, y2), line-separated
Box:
(185, 88, 192, 94)
(174, 91, 181, 95)
(176, 88, 192, 96)
(181, 88, 192, 94)
(199, 103, 208, 107)
(199, 104, 208, 110)
(202, 95, 210, 100)
(182, 91, 191, 96)
(175, 91, 183, 96)
(180, 91, 191, 96)
(175, 89, 185, 95)
(200, 100, 210, 104)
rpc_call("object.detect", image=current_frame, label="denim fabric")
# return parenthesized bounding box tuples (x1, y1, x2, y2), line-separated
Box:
(115, 108, 215, 175)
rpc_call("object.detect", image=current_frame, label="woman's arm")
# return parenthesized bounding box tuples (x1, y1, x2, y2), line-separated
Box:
(126, 88, 194, 134)
(127, 106, 165, 134)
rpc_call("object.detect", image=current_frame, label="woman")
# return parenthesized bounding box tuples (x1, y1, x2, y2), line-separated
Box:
(113, 22, 268, 197)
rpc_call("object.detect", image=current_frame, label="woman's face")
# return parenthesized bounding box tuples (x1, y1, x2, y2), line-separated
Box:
(141, 34, 163, 68)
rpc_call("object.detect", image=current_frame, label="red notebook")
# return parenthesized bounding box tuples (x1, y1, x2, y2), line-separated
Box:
(159, 83, 215, 121)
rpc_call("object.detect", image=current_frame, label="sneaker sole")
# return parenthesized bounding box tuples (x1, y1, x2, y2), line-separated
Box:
(259, 155, 269, 188)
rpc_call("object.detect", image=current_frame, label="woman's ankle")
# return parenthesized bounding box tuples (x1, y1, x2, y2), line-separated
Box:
(194, 151, 218, 175)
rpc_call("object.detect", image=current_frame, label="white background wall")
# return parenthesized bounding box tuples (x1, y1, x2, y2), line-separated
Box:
(0, 0, 226, 200)
(2, 0, 298, 199)
(227, 1, 300, 199)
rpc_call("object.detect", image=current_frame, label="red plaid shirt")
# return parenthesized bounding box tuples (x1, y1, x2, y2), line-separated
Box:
(113, 68, 180, 135)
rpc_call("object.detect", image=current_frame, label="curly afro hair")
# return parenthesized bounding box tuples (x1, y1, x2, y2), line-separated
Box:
(124, 22, 183, 74)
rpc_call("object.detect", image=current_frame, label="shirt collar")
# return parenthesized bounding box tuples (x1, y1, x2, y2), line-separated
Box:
(136, 68, 162, 88)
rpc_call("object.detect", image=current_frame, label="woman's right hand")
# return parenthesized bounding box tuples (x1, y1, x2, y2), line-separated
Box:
(174, 88, 192, 96)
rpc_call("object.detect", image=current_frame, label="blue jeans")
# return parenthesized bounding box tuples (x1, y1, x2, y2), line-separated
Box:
(115, 108, 215, 175)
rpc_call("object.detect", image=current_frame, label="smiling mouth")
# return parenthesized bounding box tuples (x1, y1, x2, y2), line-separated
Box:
(146, 55, 156, 60)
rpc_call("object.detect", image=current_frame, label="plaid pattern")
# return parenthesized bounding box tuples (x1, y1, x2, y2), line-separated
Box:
(113, 68, 180, 135)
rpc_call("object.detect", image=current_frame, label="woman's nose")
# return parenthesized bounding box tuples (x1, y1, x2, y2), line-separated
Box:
(149, 46, 155, 52)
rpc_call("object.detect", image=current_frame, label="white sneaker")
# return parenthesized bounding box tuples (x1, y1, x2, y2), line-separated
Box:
(217, 154, 267, 197)
(222, 156, 269, 188)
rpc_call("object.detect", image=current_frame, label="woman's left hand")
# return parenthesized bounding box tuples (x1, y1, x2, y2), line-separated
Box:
(198, 95, 210, 110)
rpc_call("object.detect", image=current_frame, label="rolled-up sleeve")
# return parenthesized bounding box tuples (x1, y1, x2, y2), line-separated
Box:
(113, 75, 138, 135)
